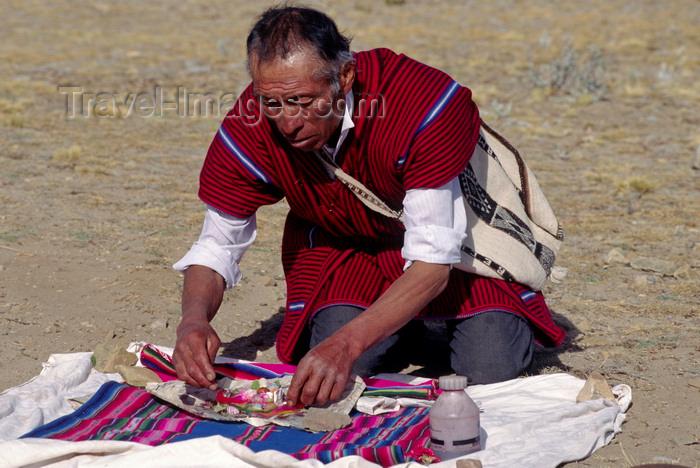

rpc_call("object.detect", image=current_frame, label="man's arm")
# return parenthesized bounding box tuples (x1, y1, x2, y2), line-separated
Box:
(172, 265, 225, 391)
(286, 260, 450, 406)
(171, 208, 257, 390)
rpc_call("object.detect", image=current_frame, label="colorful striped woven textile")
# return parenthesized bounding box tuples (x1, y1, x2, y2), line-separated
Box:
(20, 380, 432, 466)
(140, 344, 296, 381)
(140, 344, 438, 400)
(20, 345, 437, 465)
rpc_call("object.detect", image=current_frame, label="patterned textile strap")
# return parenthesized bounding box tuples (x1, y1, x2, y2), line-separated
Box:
(361, 381, 438, 400)
(317, 122, 565, 292)
(312, 149, 405, 222)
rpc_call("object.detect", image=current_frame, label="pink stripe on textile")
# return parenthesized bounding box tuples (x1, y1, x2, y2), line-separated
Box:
(52, 384, 199, 445)
(363, 377, 434, 388)
(55, 389, 150, 440)
(235, 425, 276, 445)
(140, 344, 297, 382)
(140, 344, 436, 393)
(303, 408, 430, 450)
(295, 446, 406, 466)
(294, 407, 431, 466)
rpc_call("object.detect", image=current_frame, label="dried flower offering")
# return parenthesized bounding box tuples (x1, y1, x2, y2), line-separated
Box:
(145, 374, 365, 432)
(210, 379, 304, 416)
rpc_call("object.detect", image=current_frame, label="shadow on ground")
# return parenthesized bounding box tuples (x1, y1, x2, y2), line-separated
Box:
(529, 310, 583, 376)
(220, 308, 285, 361)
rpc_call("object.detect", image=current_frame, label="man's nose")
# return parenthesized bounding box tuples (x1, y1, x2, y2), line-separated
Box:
(279, 106, 304, 135)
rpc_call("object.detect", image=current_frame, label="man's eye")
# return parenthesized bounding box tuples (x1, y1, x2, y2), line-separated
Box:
(288, 97, 313, 108)
(265, 100, 282, 109)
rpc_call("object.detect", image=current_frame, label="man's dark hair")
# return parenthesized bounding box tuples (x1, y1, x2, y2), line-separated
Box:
(246, 5, 354, 93)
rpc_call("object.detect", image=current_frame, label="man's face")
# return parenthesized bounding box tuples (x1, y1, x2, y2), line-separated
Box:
(251, 50, 353, 152)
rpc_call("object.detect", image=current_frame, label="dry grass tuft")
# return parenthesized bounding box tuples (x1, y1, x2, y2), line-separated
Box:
(529, 41, 608, 101)
(0, 97, 27, 127)
(616, 177, 658, 195)
(51, 145, 84, 168)
(74, 164, 111, 175)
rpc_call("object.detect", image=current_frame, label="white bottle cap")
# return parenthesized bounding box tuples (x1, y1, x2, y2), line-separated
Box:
(439, 375, 468, 390)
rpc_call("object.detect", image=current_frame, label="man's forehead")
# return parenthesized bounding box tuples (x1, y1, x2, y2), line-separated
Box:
(250, 48, 325, 87)
(252, 54, 326, 96)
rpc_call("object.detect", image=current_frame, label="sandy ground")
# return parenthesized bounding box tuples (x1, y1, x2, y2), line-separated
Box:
(1, 0, 698, 465)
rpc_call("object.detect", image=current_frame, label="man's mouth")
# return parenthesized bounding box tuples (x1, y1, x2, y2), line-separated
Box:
(288, 136, 312, 147)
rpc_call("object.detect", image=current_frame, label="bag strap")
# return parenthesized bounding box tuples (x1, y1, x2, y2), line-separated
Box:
(312, 149, 405, 222)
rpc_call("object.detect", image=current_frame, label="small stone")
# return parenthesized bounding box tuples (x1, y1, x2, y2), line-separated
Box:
(634, 275, 656, 286)
(93, 343, 138, 373)
(575, 318, 591, 333)
(456, 460, 483, 468)
(673, 264, 692, 280)
(260, 275, 276, 287)
(692, 144, 700, 169)
(68, 394, 94, 410)
(600, 347, 626, 359)
(582, 336, 611, 346)
(302, 408, 352, 432)
(149, 318, 168, 330)
(576, 372, 616, 403)
(549, 266, 568, 283)
(629, 256, 677, 276)
(673, 432, 697, 446)
(605, 248, 627, 265)
(115, 365, 162, 387)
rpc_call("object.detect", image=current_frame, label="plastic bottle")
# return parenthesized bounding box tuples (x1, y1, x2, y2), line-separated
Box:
(429, 375, 481, 460)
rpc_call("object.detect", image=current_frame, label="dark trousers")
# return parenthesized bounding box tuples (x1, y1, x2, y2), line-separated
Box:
(309, 305, 535, 385)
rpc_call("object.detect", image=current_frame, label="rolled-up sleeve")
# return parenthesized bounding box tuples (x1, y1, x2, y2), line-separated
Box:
(401, 176, 467, 268)
(173, 207, 257, 290)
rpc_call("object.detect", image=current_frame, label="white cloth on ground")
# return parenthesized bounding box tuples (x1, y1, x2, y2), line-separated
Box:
(0, 353, 121, 441)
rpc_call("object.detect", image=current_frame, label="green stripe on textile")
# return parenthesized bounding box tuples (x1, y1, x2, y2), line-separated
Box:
(361, 388, 434, 399)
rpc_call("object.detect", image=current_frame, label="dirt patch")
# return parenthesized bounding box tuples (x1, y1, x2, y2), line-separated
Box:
(1, 0, 698, 465)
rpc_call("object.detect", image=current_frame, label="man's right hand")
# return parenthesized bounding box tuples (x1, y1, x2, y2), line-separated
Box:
(173, 265, 226, 391)
(173, 317, 221, 390)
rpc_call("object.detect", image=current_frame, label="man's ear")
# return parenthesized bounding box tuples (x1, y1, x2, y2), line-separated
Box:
(339, 62, 356, 95)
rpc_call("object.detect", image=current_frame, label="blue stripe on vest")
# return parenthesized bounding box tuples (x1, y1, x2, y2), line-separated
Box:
(397, 80, 461, 168)
(416, 80, 460, 134)
(520, 290, 537, 303)
(308, 225, 317, 249)
(218, 127, 272, 184)
(288, 301, 305, 312)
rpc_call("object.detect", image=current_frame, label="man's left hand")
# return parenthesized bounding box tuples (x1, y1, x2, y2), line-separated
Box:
(286, 336, 355, 406)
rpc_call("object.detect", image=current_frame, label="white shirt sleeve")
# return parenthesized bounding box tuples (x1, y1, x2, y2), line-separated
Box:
(172, 207, 257, 290)
(401, 176, 467, 268)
